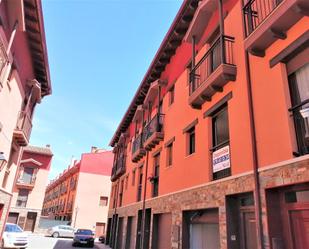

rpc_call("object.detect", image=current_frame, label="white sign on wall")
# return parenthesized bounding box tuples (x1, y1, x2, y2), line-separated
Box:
(212, 145, 230, 173)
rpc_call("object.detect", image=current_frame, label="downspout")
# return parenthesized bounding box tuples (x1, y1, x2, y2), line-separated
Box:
(241, 1, 264, 248)
(140, 101, 150, 249)
(111, 180, 119, 248)
(140, 151, 149, 249)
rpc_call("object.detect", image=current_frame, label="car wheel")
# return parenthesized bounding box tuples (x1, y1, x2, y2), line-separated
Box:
(0, 240, 4, 249)
(72, 242, 76, 247)
(52, 232, 60, 238)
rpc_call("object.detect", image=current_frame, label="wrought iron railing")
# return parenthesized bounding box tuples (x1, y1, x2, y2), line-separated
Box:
(243, 0, 283, 36)
(189, 35, 235, 95)
(16, 111, 33, 141)
(289, 99, 309, 156)
(111, 154, 126, 181)
(132, 132, 143, 155)
(143, 113, 164, 142)
(17, 176, 36, 185)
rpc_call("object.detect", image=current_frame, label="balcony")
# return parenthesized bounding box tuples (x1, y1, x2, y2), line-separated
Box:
(67, 202, 73, 212)
(111, 155, 126, 182)
(143, 113, 164, 150)
(131, 132, 146, 163)
(243, 0, 309, 56)
(13, 111, 33, 146)
(16, 176, 36, 189)
(189, 35, 236, 109)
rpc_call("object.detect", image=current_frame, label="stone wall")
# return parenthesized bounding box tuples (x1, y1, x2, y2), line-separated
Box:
(108, 156, 309, 249)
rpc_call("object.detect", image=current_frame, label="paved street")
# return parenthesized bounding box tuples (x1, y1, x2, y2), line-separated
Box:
(27, 234, 110, 249)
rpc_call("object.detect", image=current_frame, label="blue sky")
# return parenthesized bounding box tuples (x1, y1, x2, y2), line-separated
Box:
(30, 0, 182, 180)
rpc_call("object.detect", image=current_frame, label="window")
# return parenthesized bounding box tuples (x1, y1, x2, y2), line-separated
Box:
(119, 180, 124, 207)
(169, 86, 175, 105)
(20, 167, 35, 184)
(16, 189, 29, 207)
(152, 154, 160, 197)
(166, 142, 173, 167)
(125, 175, 129, 190)
(137, 168, 143, 202)
(99, 196, 108, 206)
(132, 169, 136, 186)
(288, 63, 309, 156)
(187, 127, 196, 155)
(211, 105, 230, 180)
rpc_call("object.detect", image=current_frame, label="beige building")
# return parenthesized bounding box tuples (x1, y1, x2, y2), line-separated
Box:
(8, 145, 53, 232)
(42, 148, 113, 237)
(0, 0, 51, 238)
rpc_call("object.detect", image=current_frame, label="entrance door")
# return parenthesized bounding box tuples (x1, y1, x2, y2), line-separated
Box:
(282, 189, 309, 249)
(289, 209, 309, 249)
(190, 223, 220, 249)
(24, 212, 37, 232)
(116, 217, 123, 249)
(95, 222, 105, 238)
(267, 184, 309, 249)
(240, 210, 257, 249)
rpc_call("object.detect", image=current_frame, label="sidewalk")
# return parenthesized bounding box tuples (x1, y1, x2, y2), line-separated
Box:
(95, 242, 111, 249)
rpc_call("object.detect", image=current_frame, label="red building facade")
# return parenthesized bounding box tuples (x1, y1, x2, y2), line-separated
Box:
(107, 0, 309, 249)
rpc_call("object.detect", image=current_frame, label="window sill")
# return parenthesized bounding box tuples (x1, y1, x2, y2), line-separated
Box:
(185, 152, 196, 159)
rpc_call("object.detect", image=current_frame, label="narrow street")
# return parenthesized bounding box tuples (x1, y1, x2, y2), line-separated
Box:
(27, 234, 110, 249)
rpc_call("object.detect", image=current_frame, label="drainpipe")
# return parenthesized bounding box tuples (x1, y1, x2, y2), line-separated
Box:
(241, 1, 264, 248)
(111, 180, 119, 248)
(191, 35, 196, 93)
(218, 0, 225, 64)
(140, 150, 150, 249)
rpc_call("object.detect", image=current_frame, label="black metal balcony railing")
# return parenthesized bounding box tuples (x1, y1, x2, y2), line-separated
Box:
(15, 111, 33, 142)
(132, 132, 143, 155)
(111, 154, 126, 181)
(243, 0, 283, 37)
(143, 113, 164, 143)
(289, 99, 309, 156)
(0, 42, 8, 77)
(189, 35, 235, 95)
(16, 175, 36, 186)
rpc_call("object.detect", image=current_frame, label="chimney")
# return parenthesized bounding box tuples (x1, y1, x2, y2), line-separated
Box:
(91, 146, 97, 153)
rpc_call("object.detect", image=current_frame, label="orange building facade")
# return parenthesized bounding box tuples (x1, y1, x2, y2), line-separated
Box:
(107, 0, 309, 249)
(42, 148, 113, 236)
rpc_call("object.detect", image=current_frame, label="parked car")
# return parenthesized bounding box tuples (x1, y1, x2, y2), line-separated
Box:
(98, 235, 105, 243)
(1, 223, 28, 249)
(46, 225, 75, 238)
(72, 229, 95, 248)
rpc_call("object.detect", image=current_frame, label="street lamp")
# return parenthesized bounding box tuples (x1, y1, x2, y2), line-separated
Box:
(0, 152, 7, 170)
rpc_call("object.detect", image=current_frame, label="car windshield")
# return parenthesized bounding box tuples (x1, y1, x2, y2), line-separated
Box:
(5, 224, 23, 233)
(76, 229, 92, 235)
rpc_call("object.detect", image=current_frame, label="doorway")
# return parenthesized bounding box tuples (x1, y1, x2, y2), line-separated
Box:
(183, 208, 220, 249)
(24, 212, 37, 232)
(116, 217, 124, 249)
(267, 183, 309, 249)
(95, 222, 105, 238)
(226, 192, 257, 249)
